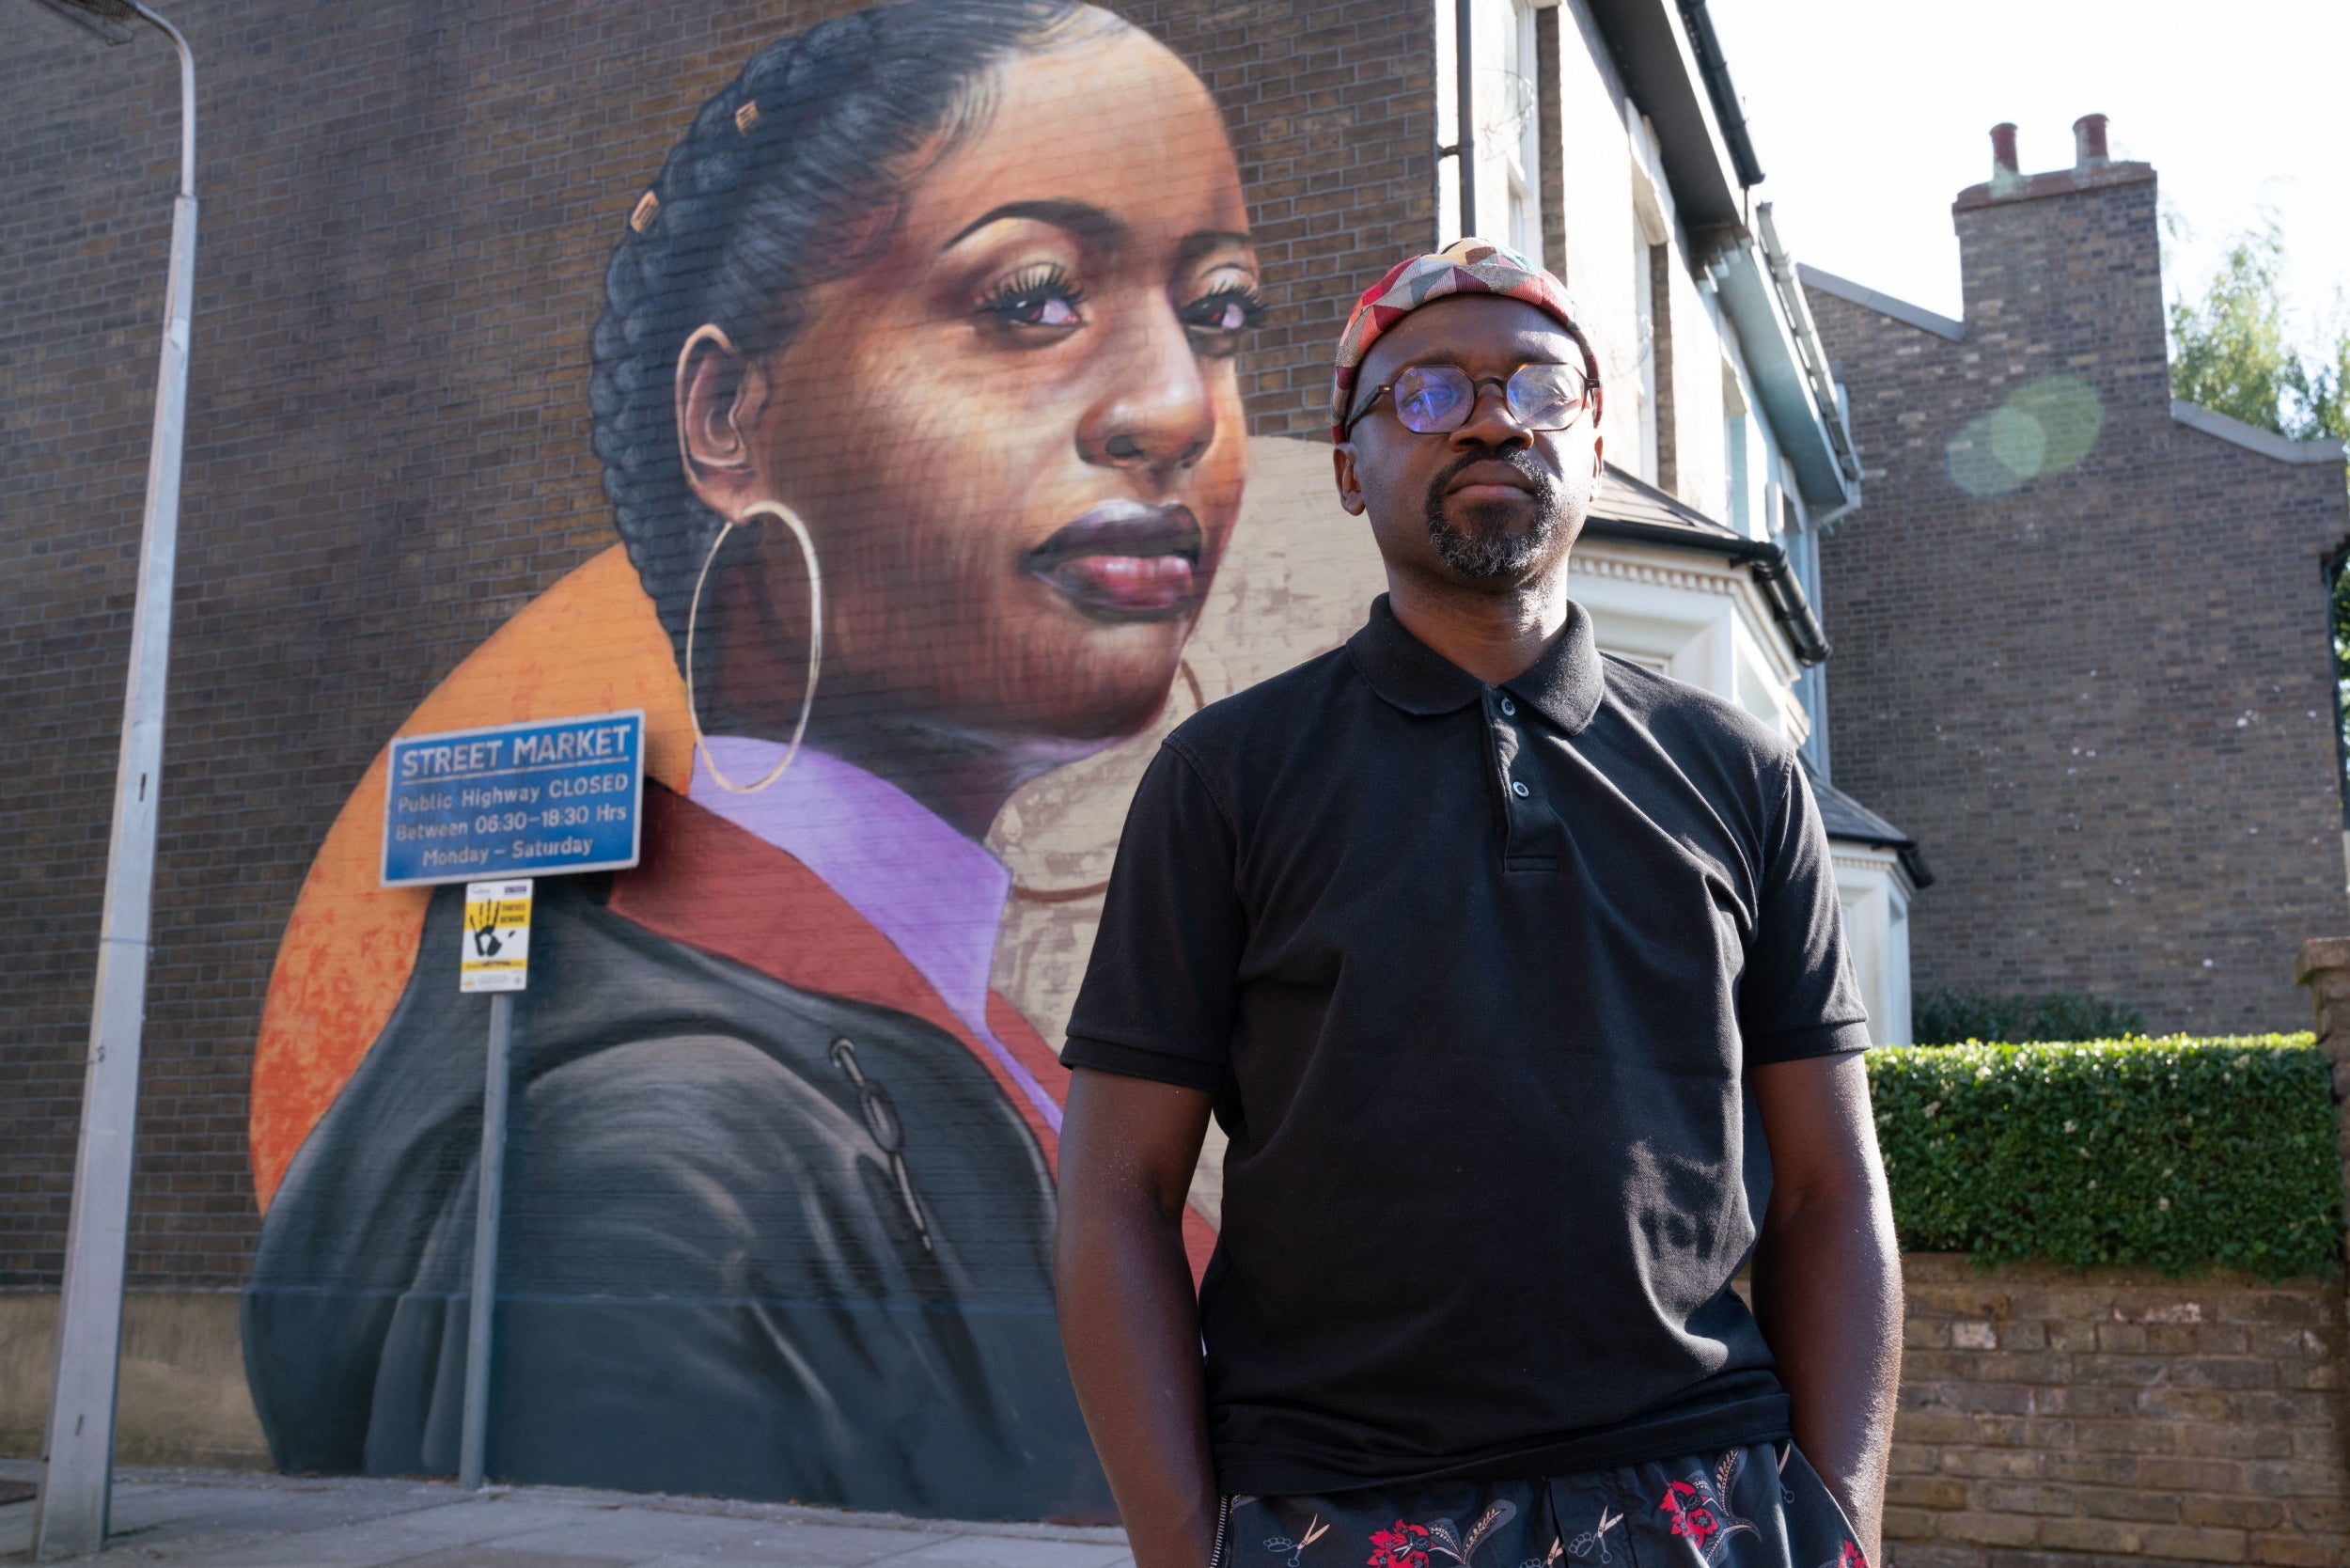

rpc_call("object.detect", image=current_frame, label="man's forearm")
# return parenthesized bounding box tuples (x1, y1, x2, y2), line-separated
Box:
(1056, 1071, 1219, 1568)
(1751, 1190, 1903, 1563)
(1058, 1194, 1216, 1568)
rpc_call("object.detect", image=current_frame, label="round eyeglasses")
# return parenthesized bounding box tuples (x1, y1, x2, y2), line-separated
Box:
(1342, 361, 1595, 438)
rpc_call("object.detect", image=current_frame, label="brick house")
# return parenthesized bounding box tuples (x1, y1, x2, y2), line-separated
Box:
(1802, 116, 2350, 1035)
(1469, 0, 1926, 1042)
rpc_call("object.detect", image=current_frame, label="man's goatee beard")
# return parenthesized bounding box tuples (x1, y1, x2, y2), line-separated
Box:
(1424, 451, 1568, 578)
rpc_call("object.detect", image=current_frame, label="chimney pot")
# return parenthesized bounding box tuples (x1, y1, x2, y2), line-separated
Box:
(2074, 113, 2109, 166)
(1991, 122, 2019, 175)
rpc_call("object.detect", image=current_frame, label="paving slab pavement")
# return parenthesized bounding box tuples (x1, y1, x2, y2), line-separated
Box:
(0, 1461, 1132, 1568)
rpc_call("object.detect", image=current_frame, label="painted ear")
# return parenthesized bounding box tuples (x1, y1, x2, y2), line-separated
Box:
(676, 323, 767, 516)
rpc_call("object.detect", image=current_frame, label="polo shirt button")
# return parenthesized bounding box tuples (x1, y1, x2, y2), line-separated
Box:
(1511, 779, 1530, 798)
(1499, 698, 1516, 716)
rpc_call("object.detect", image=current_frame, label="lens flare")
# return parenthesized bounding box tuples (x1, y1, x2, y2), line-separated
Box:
(1946, 376, 2106, 497)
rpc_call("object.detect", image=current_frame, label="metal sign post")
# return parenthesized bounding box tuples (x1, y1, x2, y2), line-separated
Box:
(380, 715, 643, 1489)
(459, 988, 515, 1491)
(455, 879, 532, 1490)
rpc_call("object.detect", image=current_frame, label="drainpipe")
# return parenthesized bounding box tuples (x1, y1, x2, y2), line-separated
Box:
(1453, 0, 1477, 237)
(1732, 537, 1832, 666)
(1675, 0, 1763, 188)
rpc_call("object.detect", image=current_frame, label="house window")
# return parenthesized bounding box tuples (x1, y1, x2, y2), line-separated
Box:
(1533, 5, 1563, 274)
(1633, 237, 1657, 484)
(1447, 0, 1541, 252)
(1650, 245, 1676, 493)
(1499, 0, 1541, 261)
(1788, 492, 1833, 782)
(1722, 361, 1749, 535)
(1635, 240, 1674, 492)
(2330, 545, 2350, 886)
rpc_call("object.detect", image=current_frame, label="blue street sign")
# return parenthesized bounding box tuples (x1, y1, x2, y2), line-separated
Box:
(382, 711, 645, 887)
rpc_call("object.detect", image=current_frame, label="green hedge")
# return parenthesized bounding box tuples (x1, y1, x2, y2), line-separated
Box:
(1913, 988, 2146, 1045)
(1865, 1034, 2340, 1278)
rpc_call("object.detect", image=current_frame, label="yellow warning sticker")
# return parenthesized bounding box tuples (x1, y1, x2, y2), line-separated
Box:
(460, 879, 534, 993)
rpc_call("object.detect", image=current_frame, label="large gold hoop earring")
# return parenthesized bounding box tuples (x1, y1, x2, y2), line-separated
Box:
(682, 498, 823, 795)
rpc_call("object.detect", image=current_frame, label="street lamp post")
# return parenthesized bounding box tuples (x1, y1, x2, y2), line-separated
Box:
(24, 0, 197, 1559)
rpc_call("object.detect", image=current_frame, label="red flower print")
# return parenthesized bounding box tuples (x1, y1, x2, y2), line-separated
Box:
(1838, 1543, 1867, 1568)
(1656, 1482, 1721, 1553)
(1370, 1522, 1433, 1568)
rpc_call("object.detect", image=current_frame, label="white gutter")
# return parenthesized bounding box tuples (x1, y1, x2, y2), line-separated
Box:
(1756, 202, 1862, 494)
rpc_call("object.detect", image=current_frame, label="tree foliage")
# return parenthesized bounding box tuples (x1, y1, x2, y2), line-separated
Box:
(2169, 218, 2350, 444)
(2171, 217, 2350, 816)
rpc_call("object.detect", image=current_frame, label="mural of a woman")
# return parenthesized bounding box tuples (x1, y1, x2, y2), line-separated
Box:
(243, 0, 1256, 1519)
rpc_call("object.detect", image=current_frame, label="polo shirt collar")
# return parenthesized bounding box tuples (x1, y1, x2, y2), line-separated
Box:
(1347, 594, 1606, 735)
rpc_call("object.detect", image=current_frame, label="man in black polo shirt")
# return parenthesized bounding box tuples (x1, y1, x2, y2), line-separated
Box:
(1054, 240, 1901, 1568)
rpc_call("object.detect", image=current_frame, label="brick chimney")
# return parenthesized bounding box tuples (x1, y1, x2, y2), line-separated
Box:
(1989, 122, 2021, 196)
(1950, 116, 2167, 416)
(2073, 113, 2108, 168)
(1990, 123, 2018, 170)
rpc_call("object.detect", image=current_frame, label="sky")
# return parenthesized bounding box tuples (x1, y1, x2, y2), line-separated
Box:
(1704, 0, 2349, 353)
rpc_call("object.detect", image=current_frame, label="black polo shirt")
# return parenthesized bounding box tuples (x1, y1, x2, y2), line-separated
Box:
(1063, 595, 1870, 1497)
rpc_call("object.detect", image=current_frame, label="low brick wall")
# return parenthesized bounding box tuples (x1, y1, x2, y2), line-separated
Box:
(1888, 1253, 2348, 1568)
(0, 1292, 267, 1472)
(7, 1265, 2342, 1568)
(0, 1268, 2346, 1568)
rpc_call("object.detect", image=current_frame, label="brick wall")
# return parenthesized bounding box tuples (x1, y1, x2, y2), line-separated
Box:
(1806, 150, 2350, 1034)
(11, 1250, 2348, 1566)
(0, 0, 1432, 1293)
(1889, 1253, 2349, 1568)
(1136, 0, 1437, 437)
(1870, 941, 2350, 1568)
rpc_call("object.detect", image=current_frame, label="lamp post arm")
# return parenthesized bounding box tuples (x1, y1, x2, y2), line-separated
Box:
(126, 0, 194, 198)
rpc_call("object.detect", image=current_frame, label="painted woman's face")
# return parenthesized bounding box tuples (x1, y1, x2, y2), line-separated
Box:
(739, 27, 1255, 754)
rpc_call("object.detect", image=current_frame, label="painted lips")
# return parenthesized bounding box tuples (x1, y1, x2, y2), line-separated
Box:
(1023, 500, 1206, 619)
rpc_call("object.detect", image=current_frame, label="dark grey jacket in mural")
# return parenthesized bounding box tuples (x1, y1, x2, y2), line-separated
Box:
(243, 874, 1107, 1520)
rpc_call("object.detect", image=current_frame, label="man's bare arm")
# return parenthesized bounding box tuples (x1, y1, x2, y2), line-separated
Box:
(1749, 1051, 1904, 1564)
(1057, 1066, 1218, 1568)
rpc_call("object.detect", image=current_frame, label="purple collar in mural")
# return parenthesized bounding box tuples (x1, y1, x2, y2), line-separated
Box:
(688, 739, 1058, 1132)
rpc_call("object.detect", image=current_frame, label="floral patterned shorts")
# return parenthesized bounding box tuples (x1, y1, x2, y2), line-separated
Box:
(1217, 1444, 1866, 1568)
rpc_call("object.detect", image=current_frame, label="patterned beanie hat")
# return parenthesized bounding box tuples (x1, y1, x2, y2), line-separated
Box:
(1330, 237, 1584, 441)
